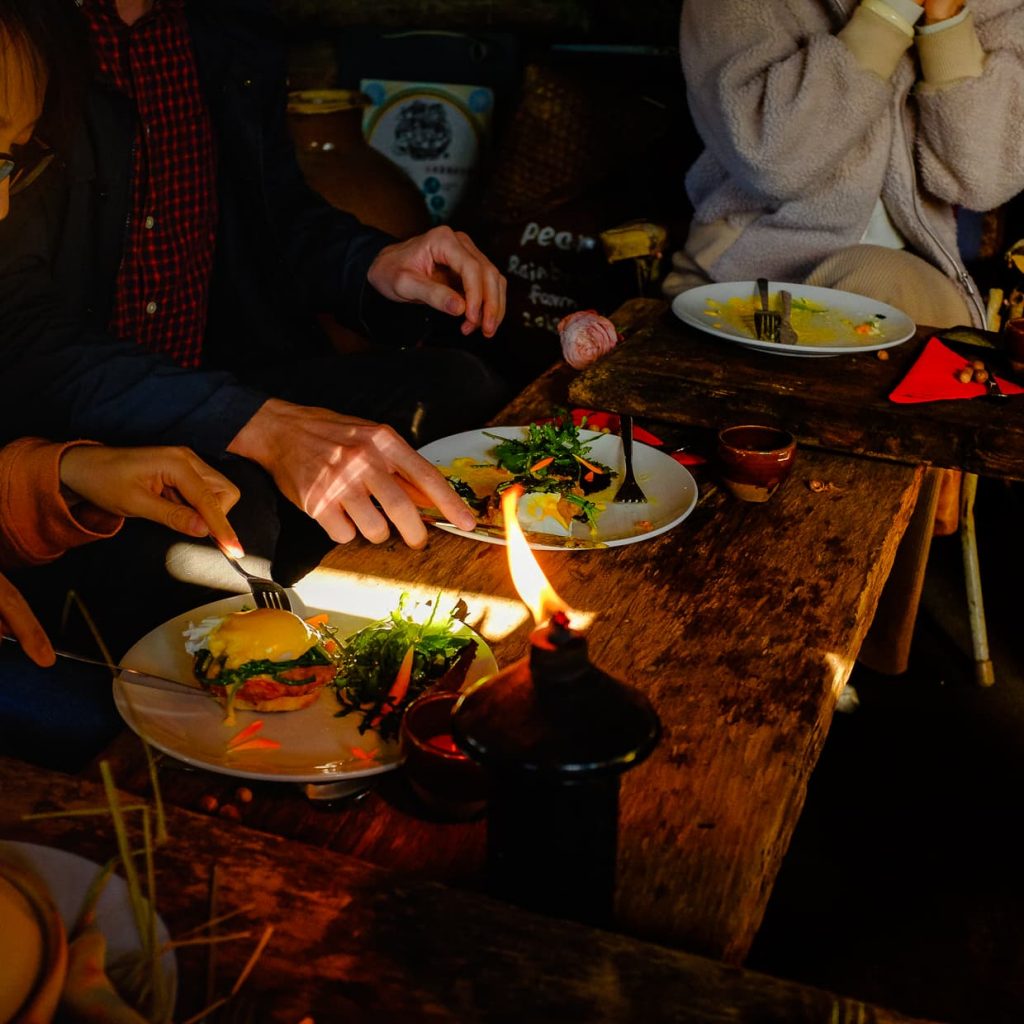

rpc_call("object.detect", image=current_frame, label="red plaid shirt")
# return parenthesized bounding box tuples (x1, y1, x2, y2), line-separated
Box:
(83, 0, 217, 368)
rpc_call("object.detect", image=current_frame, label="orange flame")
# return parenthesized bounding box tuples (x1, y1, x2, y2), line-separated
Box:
(501, 485, 571, 626)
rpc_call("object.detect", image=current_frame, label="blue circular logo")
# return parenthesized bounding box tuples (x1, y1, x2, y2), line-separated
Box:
(423, 176, 442, 195)
(362, 81, 385, 106)
(469, 88, 492, 114)
(429, 194, 446, 212)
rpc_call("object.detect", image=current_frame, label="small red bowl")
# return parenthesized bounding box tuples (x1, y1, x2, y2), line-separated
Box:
(400, 691, 487, 819)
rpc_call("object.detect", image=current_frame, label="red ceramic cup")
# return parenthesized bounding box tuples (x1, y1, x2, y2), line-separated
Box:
(399, 691, 487, 819)
(716, 425, 797, 503)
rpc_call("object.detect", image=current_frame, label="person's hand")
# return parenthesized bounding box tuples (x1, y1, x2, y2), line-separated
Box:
(917, 0, 965, 23)
(367, 225, 507, 338)
(0, 571, 54, 666)
(227, 398, 476, 548)
(58, 446, 243, 555)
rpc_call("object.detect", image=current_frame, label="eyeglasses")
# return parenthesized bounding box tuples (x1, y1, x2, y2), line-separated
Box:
(0, 137, 54, 196)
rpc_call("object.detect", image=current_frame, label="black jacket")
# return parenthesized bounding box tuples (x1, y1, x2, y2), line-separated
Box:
(0, 0, 426, 456)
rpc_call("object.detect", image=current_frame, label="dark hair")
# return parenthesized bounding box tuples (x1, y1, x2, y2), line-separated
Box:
(0, 0, 90, 154)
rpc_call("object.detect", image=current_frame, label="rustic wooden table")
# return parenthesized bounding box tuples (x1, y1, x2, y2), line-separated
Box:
(570, 299, 1024, 481)
(89, 339, 922, 966)
(0, 758, 943, 1024)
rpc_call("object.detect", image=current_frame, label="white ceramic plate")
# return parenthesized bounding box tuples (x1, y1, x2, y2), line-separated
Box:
(0, 841, 177, 1016)
(418, 427, 699, 550)
(671, 281, 915, 357)
(114, 594, 497, 783)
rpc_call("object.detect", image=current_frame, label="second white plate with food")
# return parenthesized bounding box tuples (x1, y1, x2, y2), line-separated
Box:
(672, 281, 915, 356)
(418, 426, 699, 550)
(114, 594, 497, 783)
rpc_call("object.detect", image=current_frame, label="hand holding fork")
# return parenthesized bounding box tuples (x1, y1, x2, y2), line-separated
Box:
(215, 542, 292, 611)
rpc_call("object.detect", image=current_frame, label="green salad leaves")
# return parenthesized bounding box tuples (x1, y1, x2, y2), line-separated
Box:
(332, 593, 476, 742)
(482, 411, 614, 528)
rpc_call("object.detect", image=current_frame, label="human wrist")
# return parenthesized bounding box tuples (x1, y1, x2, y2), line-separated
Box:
(840, 2, 916, 77)
(226, 398, 285, 467)
(57, 442, 105, 508)
(916, 8, 983, 83)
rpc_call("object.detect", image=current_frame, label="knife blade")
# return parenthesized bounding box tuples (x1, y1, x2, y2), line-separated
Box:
(1, 635, 209, 697)
(418, 511, 607, 549)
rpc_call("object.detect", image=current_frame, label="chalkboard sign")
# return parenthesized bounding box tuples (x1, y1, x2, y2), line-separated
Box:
(481, 201, 622, 391)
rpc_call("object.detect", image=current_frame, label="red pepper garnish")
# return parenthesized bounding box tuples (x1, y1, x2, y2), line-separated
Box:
(227, 737, 281, 754)
(227, 720, 264, 747)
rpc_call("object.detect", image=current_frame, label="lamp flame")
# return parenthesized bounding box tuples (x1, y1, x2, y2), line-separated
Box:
(501, 485, 572, 627)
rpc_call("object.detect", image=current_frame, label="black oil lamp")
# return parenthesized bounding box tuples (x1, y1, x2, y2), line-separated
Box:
(450, 486, 661, 927)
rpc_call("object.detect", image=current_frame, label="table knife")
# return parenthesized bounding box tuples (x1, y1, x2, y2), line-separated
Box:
(418, 511, 607, 549)
(1, 635, 209, 697)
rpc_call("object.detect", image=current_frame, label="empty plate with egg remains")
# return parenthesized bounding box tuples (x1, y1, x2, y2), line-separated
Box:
(672, 281, 915, 357)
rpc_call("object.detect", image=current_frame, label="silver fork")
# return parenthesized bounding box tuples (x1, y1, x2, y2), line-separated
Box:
(755, 278, 781, 342)
(778, 290, 799, 345)
(215, 543, 292, 611)
(614, 415, 649, 504)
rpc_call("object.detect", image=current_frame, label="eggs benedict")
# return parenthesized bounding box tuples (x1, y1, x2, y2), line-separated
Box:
(183, 608, 337, 715)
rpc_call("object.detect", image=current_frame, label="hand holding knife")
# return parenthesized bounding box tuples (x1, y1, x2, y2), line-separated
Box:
(1, 632, 210, 698)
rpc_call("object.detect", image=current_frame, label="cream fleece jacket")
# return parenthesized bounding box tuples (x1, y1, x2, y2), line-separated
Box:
(674, 0, 1024, 325)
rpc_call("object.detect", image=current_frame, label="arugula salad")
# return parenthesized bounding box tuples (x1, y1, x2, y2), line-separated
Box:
(448, 412, 616, 532)
(331, 593, 477, 742)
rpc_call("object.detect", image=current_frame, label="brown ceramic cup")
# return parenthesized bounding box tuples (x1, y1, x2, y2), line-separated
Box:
(1003, 318, 1024, 377)
(400, 691, 488, 820)
(716, 425, 797, 503)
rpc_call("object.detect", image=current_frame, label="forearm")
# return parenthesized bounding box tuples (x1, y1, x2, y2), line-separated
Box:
(681, 0, 897, 201)
(0, 276, 267, 456)
(914, 5, 1024, 209)
(0, 439, 122, 570)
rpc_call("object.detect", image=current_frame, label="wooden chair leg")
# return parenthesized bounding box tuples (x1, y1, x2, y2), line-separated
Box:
(960, 472, 995, 686)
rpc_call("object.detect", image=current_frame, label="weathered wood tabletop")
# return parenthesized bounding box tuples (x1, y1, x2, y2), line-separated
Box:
(570, 299, 1024, 481)
(92, 337, 922, 966)
(0, 758, 943, 1023)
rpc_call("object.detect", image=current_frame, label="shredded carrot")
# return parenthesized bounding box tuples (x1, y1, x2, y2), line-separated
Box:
(304, 613, 330, 628)
(387, 645, 415, 707)
(350, 747, 379, 761)
(227, 738, 282, 754)
(227, 720, 264, 748)
(528, 456, 554, 473)
(573, 453, 603, 474)
(584, 471, 594, 482)
(369, 645, 415, 728)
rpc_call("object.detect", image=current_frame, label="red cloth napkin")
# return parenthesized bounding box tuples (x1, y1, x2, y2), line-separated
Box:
(889, 337, 1024, 403)
(569, 409, 663, 445)
(568, 409, 707, 466)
